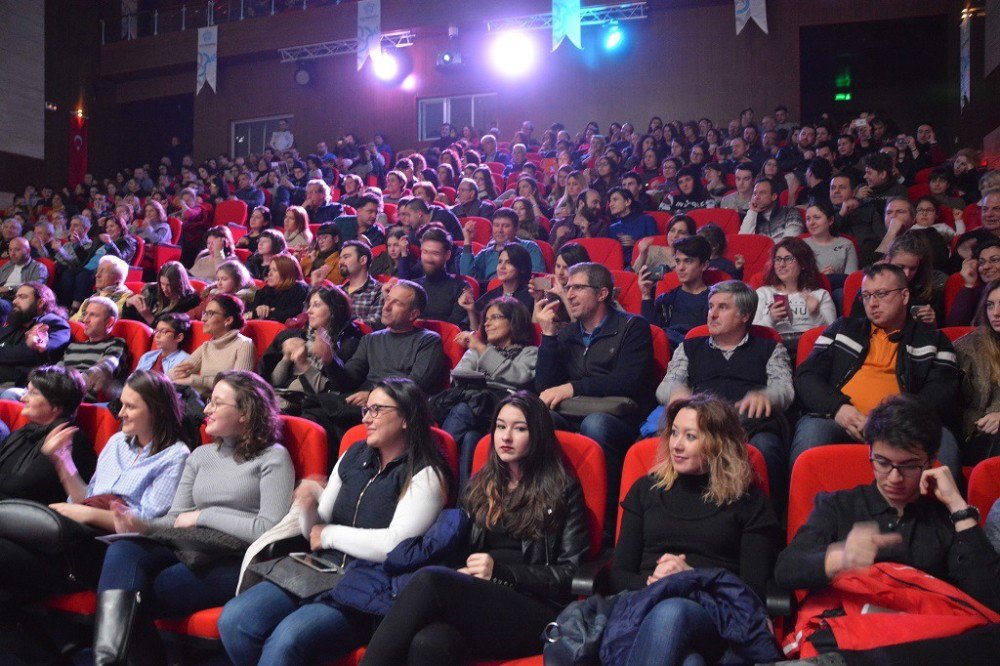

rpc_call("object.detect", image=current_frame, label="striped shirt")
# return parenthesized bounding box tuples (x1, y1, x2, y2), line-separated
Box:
(61, 337, 129, 380)
(83, 431, 190, 520)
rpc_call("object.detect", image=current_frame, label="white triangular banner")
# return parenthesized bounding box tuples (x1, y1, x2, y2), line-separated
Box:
(735, 0, 768, 35)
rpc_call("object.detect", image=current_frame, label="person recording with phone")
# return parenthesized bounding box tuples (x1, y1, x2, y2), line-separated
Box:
(459, 244, 534, 331)
(638, 236, 713, 346)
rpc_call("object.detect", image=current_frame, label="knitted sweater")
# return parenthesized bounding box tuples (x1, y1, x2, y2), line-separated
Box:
(185, 329, 255, 394)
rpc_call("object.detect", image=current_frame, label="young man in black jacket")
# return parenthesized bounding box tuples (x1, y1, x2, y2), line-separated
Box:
(792, 263, 962, 479)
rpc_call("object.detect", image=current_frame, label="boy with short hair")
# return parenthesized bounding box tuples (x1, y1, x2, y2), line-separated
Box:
(639, 235, 712, 346)
(136, 312, 191, 374)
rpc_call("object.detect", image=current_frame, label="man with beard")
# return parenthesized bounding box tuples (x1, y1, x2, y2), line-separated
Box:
(830, 173, 883, 268)
(0, 238, 50, 320)
(0, 282, 71, 388)
(549, 189, 607, 249)
(339, 240, 383, 329)
(412, 227, 470, 327)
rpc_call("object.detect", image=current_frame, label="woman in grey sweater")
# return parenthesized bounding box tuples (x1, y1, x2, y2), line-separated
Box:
(438, 296, 538, 488)
(91, 371, 295, 664)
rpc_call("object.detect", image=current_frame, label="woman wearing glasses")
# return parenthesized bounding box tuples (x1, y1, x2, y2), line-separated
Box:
(753, 238, 836, 362)
(169, 293, 254, 399)
(92, 371, 295, 663)
(360, 391, 588, 665)
(218, 378, 452, 665)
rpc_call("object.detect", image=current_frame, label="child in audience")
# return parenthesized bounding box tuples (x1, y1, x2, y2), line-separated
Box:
(638, 235, 712, 346)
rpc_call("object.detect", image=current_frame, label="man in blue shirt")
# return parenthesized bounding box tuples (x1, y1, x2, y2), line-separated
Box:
(608, 187, 657, 265)
(459, 207, 544, 283)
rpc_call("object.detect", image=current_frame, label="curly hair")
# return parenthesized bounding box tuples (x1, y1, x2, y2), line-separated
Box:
(650, 394, 754, 506)
(763, 237, 823, 291)
(212, 371, 281, 463)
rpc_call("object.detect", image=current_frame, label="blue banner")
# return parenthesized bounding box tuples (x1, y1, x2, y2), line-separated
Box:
(553, 0, 582, 51)
(357, 0, 381, 71)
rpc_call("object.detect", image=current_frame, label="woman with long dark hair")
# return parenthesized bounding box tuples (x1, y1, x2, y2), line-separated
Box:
(91, 371, 295, 663)
(246, 228, 288, 280)
(360, 391, 588, 665)
(610, 394, 779, 664)
(660, 166, 710, 214)
(190, 225, 237, 280)
(219, 378, 452, 665)
(460, 243, 535, 329)
(170, 293, 255, 398)
(955, 279, 1000, 464)
(122, 261, 200, 326)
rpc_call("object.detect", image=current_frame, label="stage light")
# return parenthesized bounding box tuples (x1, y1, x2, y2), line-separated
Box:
(604, 23, 623, 50)
(490, 31, 536, 78)
(372, 50, 400, 81)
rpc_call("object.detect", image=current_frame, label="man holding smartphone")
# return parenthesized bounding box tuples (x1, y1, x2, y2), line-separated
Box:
(638, 236, 712, 346)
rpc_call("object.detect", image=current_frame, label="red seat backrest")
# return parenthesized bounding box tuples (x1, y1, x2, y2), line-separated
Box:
(907, 184, 932, 203)
(241, 320, 287, 365)
(227, 223, 248, 244)
(788, 445, 875, 544)
(796, 325, 827, 369)
(416, 319, 464, 368)
(472, 431, 607, 558)
(843, 270, 865, 315)
(611, 270, 642, 314)
(0, 399, 29, 431)
(617, 438, 770, 539)
(944, 272, 968, 316)
(167, 217, 183, 244)
(941, 326, 974, 343)
(572, 238, 624, 270)
(112, 319, 154, 371)
(339, 424, 460, 484)
(536, 240, 555, 272)
(724, 234, 774, 277)
(460, 217, 493, 245)
(649, 211, 674, 234)
(69, 320, 87, 343)
(38, 257, 57, 287)
(214, 200, 248, 226)
(914, 167, 934, 184)
(685, 323, 783, 343)
(187, 320, 210, 352)
(76, 404, 122, 455)
(648, 324, 672, 385)
(968, 457, 1000, 527)
(688, 208, 740, 235)
(279, 415, 328, 479)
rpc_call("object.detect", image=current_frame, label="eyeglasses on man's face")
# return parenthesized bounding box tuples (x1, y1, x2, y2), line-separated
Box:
(859, 288, 905, 303)
(870, 455, 929, 479)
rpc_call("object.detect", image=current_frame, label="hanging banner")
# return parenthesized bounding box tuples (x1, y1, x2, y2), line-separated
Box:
(552, 0, 582, 51)
(960, 15, 971, 109)
(121, 0, 138, 40)
(196, 26, 218, 94)
(357, 0, 381, 71)
(68, 114, 88, 188)
(735, 0, 768, 35)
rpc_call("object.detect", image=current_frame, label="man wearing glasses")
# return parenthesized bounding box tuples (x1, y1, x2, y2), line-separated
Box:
(792, 263, 962, 480)
(776, 394, 1000, 624)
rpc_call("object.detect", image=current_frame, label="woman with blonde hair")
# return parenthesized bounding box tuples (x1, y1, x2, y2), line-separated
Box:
(282, 205, 313, 254)
(610, 394, 779, 665)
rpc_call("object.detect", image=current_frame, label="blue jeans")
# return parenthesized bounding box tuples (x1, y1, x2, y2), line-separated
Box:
(791, 415, 963, 481)
(626, 597, 722, 665)
(440, 402, 483, 492)
(97, 538, 240, 618)
(218, 580, 367, 666)
(749, 430, 787, 504)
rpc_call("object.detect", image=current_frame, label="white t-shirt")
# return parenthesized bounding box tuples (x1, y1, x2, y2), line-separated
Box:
(753, 285, 837, 338)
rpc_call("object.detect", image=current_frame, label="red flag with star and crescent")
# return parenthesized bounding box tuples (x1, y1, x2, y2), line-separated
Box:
(68, 114, 88, 187)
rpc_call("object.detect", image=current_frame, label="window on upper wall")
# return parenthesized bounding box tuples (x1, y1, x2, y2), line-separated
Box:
(418, 93, 498, 142)
(231, 114, 295, 158)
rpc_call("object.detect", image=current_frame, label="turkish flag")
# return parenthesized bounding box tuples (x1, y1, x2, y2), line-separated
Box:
(68, 115, 88, 188)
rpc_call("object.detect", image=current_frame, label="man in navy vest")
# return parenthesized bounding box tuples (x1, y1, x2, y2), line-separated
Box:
(652, 280, 794, 498)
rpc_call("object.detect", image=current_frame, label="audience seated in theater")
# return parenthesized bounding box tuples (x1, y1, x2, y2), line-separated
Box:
(0, 366, 93, 504)
(407, 227, 469, 327)
(234, 172, 265, 210)
(262, 283, 362, 411)
(752, 238, 837, 361)
(536, 262, 654, 527)
(461, 243, 535, 330)
(632, 214, 696, 275)
(471, 167, 500, 205)
(250, 254, 310, 324)
(360, 391, 587, 665)
(0, 218, 22, 258)
(56, 210, 135, 311)
(460, 208, 544, 282)
(136, 312, 191, 374)
(92, 371, 294, 662)
(776, 124, 818, 174)
(170, 293, 255, 398)
(693, 223, 740, 279)
(947, 238, 1000, 326)
(332, 193, 386, 247)
(479, 133, 510, 166)
(0, 237, 49, 314)
(301, 280, 447, 448)
(646, 280, 793, 497)
(189, 258, 256, 320)
(397, 197, 464, 258)
(189, 224, 237, 281)
(175, 187, 210, 268)
(552, 170, 588, 220)
(246, 228, 287, 280)
(450, 177, 496, 219)
(338, 173, 367, 210)
(370, 226, 405, 278)
(739, 177, 804, 240)
(299, 223, 343, 285)
(382, 169, 410, 206)
(620, 170, 656, 213)
(122, 261, 199, 326)
(607, 186, 657, 265)
(660, 166, 712, 215)
(0, 282, 71, 389)
(282, 205, 313, 257)
(338, 240, 383, 329)
(510, 195, 549, 242)
(610, 394, 781, 664)
(236, 205, 270, 254)
(776, 395, 1000, 617)
(27, 219, 61, 259)
(954, 280, 1000, 465)
(437, 297, 538, 487)
(0, 369, 190, 663)
(802, 200, 859, 293)
(639, 235, 712, 346)
(219, 378, 450, 664)
(792, 263, 962, 479)
(130, 199, 172, 246)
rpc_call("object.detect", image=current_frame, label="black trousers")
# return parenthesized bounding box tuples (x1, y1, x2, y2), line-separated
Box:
(360, 566, 559, 666)
(0, 535, 107, 610)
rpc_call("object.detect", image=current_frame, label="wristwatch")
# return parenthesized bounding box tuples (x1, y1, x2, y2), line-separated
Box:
(949, 506, 980, 524)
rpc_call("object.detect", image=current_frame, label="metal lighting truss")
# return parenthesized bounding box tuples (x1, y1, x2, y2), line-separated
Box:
(278, 31, 416, 63)
(485, 1, 648, 32)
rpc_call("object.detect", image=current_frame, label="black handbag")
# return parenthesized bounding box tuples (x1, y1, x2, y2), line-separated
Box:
(247, 552, 346, 600)
(0, 498, 97, 554)
(542, 593, 619, 665)
(148, 526, 248, 571)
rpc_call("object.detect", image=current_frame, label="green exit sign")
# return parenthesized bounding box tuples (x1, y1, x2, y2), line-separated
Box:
(835, 92, 852, 102)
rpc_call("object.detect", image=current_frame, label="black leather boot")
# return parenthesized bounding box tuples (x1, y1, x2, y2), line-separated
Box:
(92, 589, 165, 665)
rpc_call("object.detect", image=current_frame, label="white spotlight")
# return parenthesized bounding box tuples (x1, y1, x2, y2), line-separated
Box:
(490, 31, 536, 78)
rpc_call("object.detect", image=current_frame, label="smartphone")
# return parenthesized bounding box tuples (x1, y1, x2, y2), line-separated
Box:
(290, 552, 340, 573)
(647, 264, 668, 281)
(543, 292, 570, 322)
(531, 275, 554, 291)
(851, 118, 868, 130)
(773, 293, 792, 322)
(909, 305, 923, 317)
